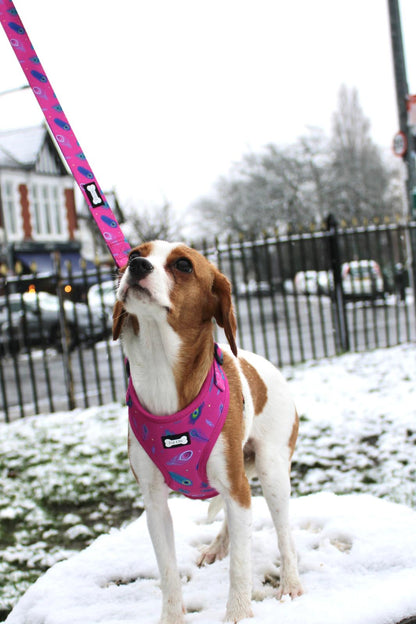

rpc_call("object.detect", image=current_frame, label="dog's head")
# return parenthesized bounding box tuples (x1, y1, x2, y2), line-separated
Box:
(113, 241, 237, 356)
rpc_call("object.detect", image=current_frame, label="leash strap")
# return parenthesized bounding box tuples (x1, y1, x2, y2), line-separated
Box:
(0, 1, 131, 268)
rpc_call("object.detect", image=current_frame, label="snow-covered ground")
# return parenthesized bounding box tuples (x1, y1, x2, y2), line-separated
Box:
(6, 494, 416, 624)
(1, 343, 416, 623)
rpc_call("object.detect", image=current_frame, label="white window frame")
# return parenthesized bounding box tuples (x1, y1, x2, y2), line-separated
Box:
(30, 179, 67, 240)
(0, 175, 23, 242)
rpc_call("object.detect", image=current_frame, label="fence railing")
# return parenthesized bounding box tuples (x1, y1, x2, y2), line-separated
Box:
(212, 218, 416, 364)
(1, 219, 415, 422)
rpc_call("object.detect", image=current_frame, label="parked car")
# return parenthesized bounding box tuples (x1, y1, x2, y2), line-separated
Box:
(0, 291, 111, 354)
(292, 261, 384, 300)
(294, 270, 332, 295)
(0, 293, 24, 323)
(87, 280, 117, 314)
(341, 260, 384, 300)
(237, 280, 272, 297)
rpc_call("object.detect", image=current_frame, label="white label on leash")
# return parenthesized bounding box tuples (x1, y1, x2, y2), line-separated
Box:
(83, 182, 105, 206)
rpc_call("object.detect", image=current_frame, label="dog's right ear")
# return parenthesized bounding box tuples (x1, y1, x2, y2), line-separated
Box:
(112, 300, 127, 341)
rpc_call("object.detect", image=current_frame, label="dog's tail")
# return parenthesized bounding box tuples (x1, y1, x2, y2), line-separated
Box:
(207, 457, 257, 522)
(207, 495, 224, 523)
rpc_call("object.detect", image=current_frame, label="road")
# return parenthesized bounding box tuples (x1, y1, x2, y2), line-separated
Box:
(1, 293, 415, 421)
(1, 340, 127, 422)
(233, 293, 415, 365)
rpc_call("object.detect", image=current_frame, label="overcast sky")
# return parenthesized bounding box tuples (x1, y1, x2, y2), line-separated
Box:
(0, 0, 415, 221)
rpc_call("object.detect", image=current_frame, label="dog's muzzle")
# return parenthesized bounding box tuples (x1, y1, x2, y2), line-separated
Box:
(129, 257, 154, 281)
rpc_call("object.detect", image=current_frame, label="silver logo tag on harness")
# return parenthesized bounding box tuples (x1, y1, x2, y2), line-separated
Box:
(162, 433, 190, 449)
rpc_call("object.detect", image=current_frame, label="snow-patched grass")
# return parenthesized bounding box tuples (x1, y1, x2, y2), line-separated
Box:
(0, 404, 141, 619)
(1, 343, 415, 620)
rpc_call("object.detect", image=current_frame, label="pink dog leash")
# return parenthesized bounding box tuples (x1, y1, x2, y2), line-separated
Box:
(0, 1, 131, 268)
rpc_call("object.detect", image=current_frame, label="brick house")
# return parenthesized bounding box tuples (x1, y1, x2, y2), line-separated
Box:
(0, 123, 82, 274)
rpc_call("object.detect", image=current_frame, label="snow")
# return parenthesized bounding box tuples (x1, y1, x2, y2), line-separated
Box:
(287, 345, 416, 505)
(0, 125, 45, 167)
(6, 494, 416, 624)
(3, 343, 416, 624)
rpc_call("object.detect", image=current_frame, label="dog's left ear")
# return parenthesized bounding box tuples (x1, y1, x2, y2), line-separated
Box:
(212, 270, 238, 356)
(112, 300, 127, 341)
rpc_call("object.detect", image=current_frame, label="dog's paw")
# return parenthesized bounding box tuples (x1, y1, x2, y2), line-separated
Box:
(197, 540, 229, 566)
(224, 599, 253, 623)
(276, 577, 304, 600)
(196, 528, 229, 566)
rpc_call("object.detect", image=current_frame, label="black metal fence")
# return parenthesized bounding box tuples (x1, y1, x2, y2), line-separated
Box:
(212, 218, 416, 364)
(1, 219, 415, 422)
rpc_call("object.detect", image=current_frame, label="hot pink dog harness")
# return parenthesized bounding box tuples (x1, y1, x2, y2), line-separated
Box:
(127, 346, 229, 500)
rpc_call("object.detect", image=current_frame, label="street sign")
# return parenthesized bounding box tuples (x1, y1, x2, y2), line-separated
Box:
(392, 131, 407, 157)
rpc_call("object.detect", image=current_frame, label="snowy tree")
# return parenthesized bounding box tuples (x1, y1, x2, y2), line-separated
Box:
(123, 201, 183, 245)
(193, 129, 330, 239)
(192, 86, 404, 239)
(329, 85, 394, 221)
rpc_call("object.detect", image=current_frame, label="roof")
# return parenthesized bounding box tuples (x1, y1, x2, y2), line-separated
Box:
(0, 125, 46, 168)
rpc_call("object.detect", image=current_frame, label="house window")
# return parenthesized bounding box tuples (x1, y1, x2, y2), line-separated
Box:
(31, 183, 64, 237)
(2, 180, 19, 236)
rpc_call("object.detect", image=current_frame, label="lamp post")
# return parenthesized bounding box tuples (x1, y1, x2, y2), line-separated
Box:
(0, 84, 30, 97)
(388, 0, 416, 219)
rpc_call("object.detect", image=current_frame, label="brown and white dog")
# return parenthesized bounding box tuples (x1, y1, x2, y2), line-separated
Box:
(113, 241, 303, 624)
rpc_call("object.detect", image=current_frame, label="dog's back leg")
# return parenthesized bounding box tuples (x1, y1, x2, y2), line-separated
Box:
(197, 516, 229, 566)
(197, 496, 229, 566)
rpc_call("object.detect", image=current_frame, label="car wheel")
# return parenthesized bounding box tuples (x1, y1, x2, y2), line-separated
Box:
(6, 326, 22, 355)
(50, 323, 77, 352)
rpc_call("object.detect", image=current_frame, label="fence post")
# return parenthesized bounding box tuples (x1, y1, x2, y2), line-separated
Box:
(54, 252, 76, 411)
(409, 221, 416, 332)
(326, 214, 350, 353)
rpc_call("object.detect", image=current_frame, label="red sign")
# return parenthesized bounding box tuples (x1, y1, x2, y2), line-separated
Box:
(392, 131, 407, 157)
(407, 95, 416, 125)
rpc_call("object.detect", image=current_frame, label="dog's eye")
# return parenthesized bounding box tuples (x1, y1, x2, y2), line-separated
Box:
(174, 258, 193, 273)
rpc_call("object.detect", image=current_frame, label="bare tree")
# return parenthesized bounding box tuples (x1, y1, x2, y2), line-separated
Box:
(192, 85, 405, 239)
(329, 85, 393, 220)
(123, 201, 183, 245)
(193, 129, 331, 238)
(192, 153, 282, 239)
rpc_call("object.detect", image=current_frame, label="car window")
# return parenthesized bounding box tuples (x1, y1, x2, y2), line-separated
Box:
(90, 282, 114, 296)
(0, 298, 24, 313)
(23, 293, 59, 311)
(9, 300, 24, 312)
(350, 266, 371, 277)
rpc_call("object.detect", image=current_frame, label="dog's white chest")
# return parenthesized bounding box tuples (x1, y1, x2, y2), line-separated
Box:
(123, 320, 181, 415)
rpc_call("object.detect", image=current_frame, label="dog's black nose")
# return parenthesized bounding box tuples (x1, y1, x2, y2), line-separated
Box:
(129, 256, 154, 280)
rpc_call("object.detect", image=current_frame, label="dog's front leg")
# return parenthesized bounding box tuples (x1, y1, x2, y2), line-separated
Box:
(224, 496, 253, 623)
(145, 491, 185, 624)
(130, 438, 184, 624)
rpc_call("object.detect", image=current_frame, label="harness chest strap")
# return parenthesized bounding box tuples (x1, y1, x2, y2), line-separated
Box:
(127, 346, 229, 500)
